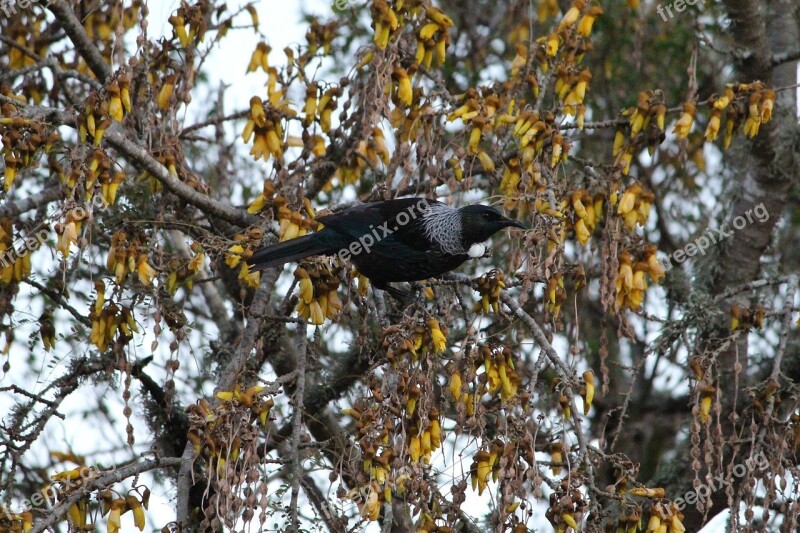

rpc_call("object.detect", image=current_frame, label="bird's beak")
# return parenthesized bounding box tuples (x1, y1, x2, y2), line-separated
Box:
(502, 218, 527, 230)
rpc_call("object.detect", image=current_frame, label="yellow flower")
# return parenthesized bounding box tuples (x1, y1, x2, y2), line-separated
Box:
(427, 319, 447, 353)
(225, 244, 244, 268)
(574, 218, 590, 245)
(136, 254, 157, 285)
(672, 102, 696, 138)
(545, 33, 559, 56)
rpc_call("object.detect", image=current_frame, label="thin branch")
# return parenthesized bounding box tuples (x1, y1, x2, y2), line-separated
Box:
(47, 0, 112, 83)
(499, 290, 575, 379)
(104, 129, 260, 228)
(24, 279, 90, 327)
(31, 457, 182, 533)
(771, 48, 800, 67)
(0, 186, 64, 219)
(290, 322, 307, 531)
(179, 110, 249, 137)
(770, 274, 797, 381)
(175, 443, 195, 528)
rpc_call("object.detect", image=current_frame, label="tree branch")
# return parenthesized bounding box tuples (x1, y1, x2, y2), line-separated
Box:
(31, 457, 182, 533)
(0, 186, 64, 219)
(47, 0, 112, 83)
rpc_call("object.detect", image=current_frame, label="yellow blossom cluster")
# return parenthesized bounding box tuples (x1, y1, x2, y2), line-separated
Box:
(544, 479, 588, 531)
(340, 387, 440, 521)
(98, 491, 148, 533)
(545, 273, 567, 318)
(82, 1, 141, 47)
(697, 384, 716, 425)
(303, 85, 341, 132)
(415, 6, 453, 68)
(105, 73, 133, 124)
(328, 128, 391, 188)
(6, 15, 47, 71)
(556, 66, 593, 127)
(164, 241, 206, 295)
(246, 42, 271, 73)
(370, 0, 425, 50)
(0, 114, 60, 192)
(406, 409, 442, 464)
(481, 345, 521, 401)
(642, 502, 686, 533)
(39, 310, 55, 352)
(186, 389, 274, 478)
(580, 370, 595, 415)
(247, 184, 319, 243)
(704, 82, 777, 147)
(729, 302, 765, 331)
(62, 148, 126, 205)
(305, 19, 338, 56)
(499, 157, 527, 206)
(168, 3, 209, 48)
(448, 85, 571, 200)
(570, 189, 604, 245)
(225, 228, 265, 289)
(536, 0, 599, 66)
(614, 182, 654, 231)
(614, 246, 665, 312)
(449, 344, 521, 420)
(386, 83, 435, 145)
(469, 438, 516, 495)
(423, 318, 447, 354)
(106, 230, 157, 285)
(242, 96, 286, 162)
(1, 509, 33, 532)
(614, 90, 668, 174)
(77, 74, 133, 146)
(89, 281, 139, 351)
(0, 218, 31, 285)
(54, 208, 86, 259)
(381, 317, 448, 363)
(672, 101, 697, 139)
(472, 269, 506, 314)
(47, 462, 148, 533)
(294, 263, 343, 325)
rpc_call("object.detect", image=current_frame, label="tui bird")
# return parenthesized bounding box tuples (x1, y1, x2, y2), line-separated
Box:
(247, 197, 526, 300)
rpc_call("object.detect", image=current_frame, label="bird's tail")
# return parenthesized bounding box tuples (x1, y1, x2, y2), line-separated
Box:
(247, 230, 343, 271)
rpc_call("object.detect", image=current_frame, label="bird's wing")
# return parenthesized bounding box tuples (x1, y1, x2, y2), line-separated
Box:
(317, 198, 443, 251)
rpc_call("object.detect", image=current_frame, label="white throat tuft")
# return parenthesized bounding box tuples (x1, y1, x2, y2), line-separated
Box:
(467, 243, 486, 258)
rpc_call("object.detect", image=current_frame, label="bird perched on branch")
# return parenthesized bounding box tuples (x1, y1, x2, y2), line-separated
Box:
(247, 197, 526, 300)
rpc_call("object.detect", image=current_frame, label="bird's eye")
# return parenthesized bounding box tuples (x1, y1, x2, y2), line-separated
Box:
(482, 212, 491, 219)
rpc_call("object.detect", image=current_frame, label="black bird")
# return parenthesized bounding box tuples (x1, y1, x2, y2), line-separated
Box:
(247, 197, 526, 300)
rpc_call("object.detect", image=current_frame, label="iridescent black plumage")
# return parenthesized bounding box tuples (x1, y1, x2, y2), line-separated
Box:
(247, 198, 525, 299)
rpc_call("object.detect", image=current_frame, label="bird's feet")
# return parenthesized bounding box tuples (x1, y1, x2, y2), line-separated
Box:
(374, 282, 425, 308)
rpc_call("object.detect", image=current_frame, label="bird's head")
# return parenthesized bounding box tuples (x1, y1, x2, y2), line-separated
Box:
(458, 204, 526, 245)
